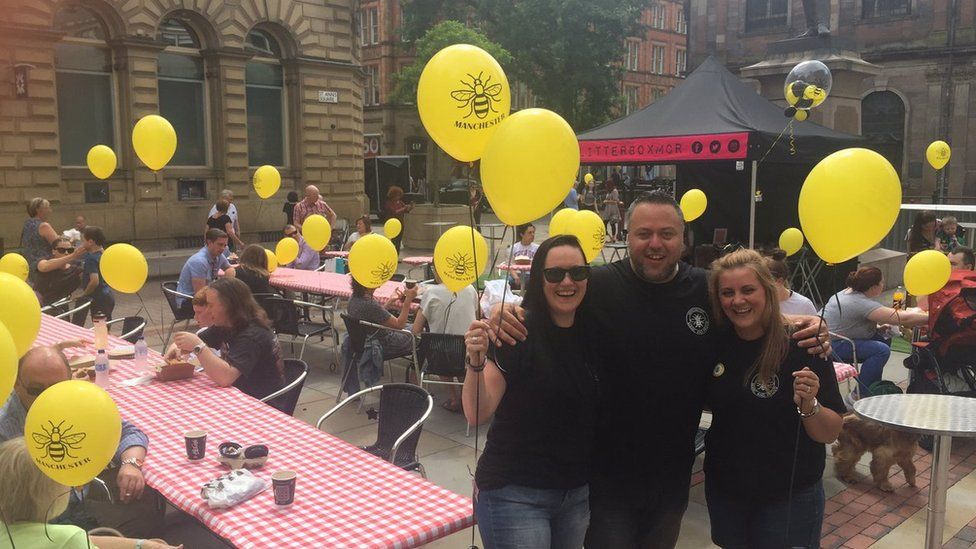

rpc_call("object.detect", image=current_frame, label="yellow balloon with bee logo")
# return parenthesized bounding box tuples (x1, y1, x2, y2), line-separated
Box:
(566, 210, 606, 263)
(349, 233, 399, 288)
(417, 44, 511, 162)
(434, 225, 489, 293)
(25, 380, 121, 487)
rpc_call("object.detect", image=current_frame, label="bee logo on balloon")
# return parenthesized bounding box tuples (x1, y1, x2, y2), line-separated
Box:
(32, 420, 86, 462)
(445, 252, 476, 278)
(451, 72, 504, 120)
(371, 262, 396, 284)
(593, 228, 606, 250)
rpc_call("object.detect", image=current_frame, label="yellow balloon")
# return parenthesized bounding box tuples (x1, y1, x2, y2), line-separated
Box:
(778, 228, 804, 256)
(0, 324, 16, 409)
(584, 173, 594, 184)
(265, 249, 278, 273)
(99, 244, 148, 294)
(0, 252, 29, 281)
(302, 215, 332, 252)
(253, 165, 281, 199)
(417, 44, 511, 162)
(926, 140, 950, 170)
(349, 233, 399, 288)
(434, 225, 489, 293)
(25, 380, 121, 487)
(904, 250, 952, 296)
(384, 218, 403, 239)
(481, 109, 579, 226)
(275, 237, 300, 265)
(549, 208, 578, 236)
(0, 272, 41, 358)
(794, 110, 809, 122)
(799, 148, 901, 264)
(132, 114, 177, 171)
(566, 210, 606, 263)
(680, 189, 707, 222)
(86, 145, 117, 180)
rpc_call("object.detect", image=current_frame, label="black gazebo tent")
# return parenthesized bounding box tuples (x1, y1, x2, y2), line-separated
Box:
(577, 56, 861, 248)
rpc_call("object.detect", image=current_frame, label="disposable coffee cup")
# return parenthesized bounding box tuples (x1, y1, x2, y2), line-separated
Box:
(184, 430, 207, 461)
(272, 470, 297, 506)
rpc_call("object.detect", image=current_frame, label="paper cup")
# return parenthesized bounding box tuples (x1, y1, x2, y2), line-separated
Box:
(184, 430, 207, 461)
(272, 470, 297, 506)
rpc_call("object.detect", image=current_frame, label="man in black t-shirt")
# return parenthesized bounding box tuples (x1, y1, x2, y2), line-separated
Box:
(492, 191, 829, 548)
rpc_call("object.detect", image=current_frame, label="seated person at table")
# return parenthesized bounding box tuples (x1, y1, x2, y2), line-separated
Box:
(508, 223, 539, 289)
(166, 278, 286, 408)
(343, 215, 372, 251)
(235, 244, 275, 296)
(348, 277, 418, 360)
(822, 266, 928, 398)
(0, 438, 181, 549)
(175, 228, 236, 315)
(0, 346, 163, 538)
(412, 263, 478, 412)
(764, 249, 817, 316)
(72, 226, 115, 326)
(283, 224, 320, 271)
(34, 235, 85, 306)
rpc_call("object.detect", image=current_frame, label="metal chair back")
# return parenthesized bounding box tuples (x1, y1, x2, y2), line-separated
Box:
(106, 316, 146, 343)
(264, 295, 301, 337)
(260, 358, 308, 415)
(161, 282, 194, 321)
(417, 332, 466, 380)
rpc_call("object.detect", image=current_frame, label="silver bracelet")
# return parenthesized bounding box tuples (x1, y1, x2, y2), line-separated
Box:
(797, 398, 821, 418)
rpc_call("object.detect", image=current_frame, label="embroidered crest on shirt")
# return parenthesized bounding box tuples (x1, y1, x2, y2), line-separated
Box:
(750, 373, 779, 398)
(713, 363, 725, 377)
(686, 307, 709, 336)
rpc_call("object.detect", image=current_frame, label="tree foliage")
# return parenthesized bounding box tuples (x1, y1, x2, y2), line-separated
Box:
(392, 20, 513, 105)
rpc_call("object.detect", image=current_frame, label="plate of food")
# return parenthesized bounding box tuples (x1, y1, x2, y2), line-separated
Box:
(154, 359, 197, 382)
(108, 346, 135, 360)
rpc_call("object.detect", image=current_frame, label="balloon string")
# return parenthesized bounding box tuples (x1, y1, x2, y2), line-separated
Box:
(788, 119, 797, 156)
(136, 293, 165, 347)
(1, 505, 16, 549)
(464, 163, 482, 549)
(486, 225, 511, 278)
(43, 489, 74, 543)
(757, 120, 792, 166)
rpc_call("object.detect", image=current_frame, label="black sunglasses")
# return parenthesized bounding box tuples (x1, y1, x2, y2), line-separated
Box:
(543, 266, 591, 283)
(55, 247, 74, 253)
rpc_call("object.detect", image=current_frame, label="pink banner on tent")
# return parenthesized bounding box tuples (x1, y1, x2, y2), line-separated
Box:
(579, 132, 750, 163)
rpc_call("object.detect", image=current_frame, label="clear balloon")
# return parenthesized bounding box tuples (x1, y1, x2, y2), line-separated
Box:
(799, 148, 901, 264)
(481, 109, 579, 226)
(417, 44, 511, 162)
(100, 244, 148, 294)
(784, 60, 831, 113)
(86, 145, 117, 180)
(132, 115, 177, 171)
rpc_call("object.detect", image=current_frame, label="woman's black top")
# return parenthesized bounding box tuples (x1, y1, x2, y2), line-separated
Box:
(200, 321, 285, 401)
(704, 332, 845, 502)
(235, 266, 273, 296)
(34, 263, 82, 305)
(475, 319, 599, 491)
(207, 214, 232, 233)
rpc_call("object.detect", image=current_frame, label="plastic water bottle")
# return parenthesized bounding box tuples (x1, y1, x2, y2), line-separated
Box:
(892, 285, 906, 310)
(134, 336, 149, 373)
(93, 314, 108, 351)
(94, 349, 110, 388)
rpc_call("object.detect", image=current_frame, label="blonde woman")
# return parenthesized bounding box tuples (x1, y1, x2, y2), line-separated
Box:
(0, 437, 181, 549)
(704, 249, 844, 549)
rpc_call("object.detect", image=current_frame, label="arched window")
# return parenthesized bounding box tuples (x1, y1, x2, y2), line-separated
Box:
(245, 29, 285, 167)
(54, 5, 115, 166)
(861, 91, 906, 176)
(157, 17, 207, 166)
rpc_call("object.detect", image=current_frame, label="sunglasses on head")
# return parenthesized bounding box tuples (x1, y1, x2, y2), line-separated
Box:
(542, 266, 591, 283)
(55, 247, 74, 253)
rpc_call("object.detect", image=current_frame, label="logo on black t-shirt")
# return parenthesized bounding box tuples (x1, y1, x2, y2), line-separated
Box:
(685, 307, 710, 336)
(713, 363, 725, 377)
(750, 373, 780, 398)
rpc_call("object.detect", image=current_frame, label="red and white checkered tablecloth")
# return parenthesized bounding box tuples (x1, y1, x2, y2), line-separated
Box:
(270, 267, 405, 303)
(401, 256, 433, 266)
(34, 315, 474, 548)
(322, 251, 349, 259)
(496, 262, 531, 273)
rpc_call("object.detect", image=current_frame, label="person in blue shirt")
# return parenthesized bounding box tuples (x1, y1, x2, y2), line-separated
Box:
(564, 186, 579, 210)
(176, 228, 236, 315)
(0, 345, 165, 538)
(71, 226, 114, 326)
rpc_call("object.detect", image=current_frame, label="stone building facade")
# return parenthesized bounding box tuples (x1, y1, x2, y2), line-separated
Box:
(620, 0, 689, 115)
(687, 0, 976, 202)
(0, 0, 364, 251)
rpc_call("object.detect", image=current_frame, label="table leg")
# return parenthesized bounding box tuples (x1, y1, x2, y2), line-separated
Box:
(924, 434, 952, 549)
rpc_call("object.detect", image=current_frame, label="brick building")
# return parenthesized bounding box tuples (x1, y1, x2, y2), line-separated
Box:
(687, 0, 976, 202)
(0, 0, 364, 251)
(360, 1, 689, 191)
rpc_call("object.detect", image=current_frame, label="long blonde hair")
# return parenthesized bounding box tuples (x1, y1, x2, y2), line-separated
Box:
(709, 249, 790, 385)
(0, 437, 69, 523)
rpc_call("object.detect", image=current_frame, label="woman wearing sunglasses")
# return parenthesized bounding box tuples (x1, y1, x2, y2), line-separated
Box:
(463, 234, 599, 549)
(34, 235, 85, 306)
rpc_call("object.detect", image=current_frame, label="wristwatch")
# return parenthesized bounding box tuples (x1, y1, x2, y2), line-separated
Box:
(192, 343, 205, 355)
(135, 539, 147, 549)
(121, 457, 143, 470)
(798, 398, 821, 418)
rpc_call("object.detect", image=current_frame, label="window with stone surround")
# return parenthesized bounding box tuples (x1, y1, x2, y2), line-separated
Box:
(246, 29, 286, 167)
(364, 65, 380, 106)
(862, 0, 911, 19)
(361, 7, 379, 45)
(54, 5, 115, 167)
(624, 85, 640, 115)
(675, 8, 687, 34)
(745, 0, 788, 32)
(625, 39, 639, 71)
(158, 18, 208, 166)
(675, 48, 686, 76)
(861, 90, 906, 177)
(650, 3, 667, 29)
(651, 44, 666, 74)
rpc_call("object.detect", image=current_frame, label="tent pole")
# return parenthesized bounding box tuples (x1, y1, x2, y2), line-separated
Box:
(749, 160, 758, 249)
